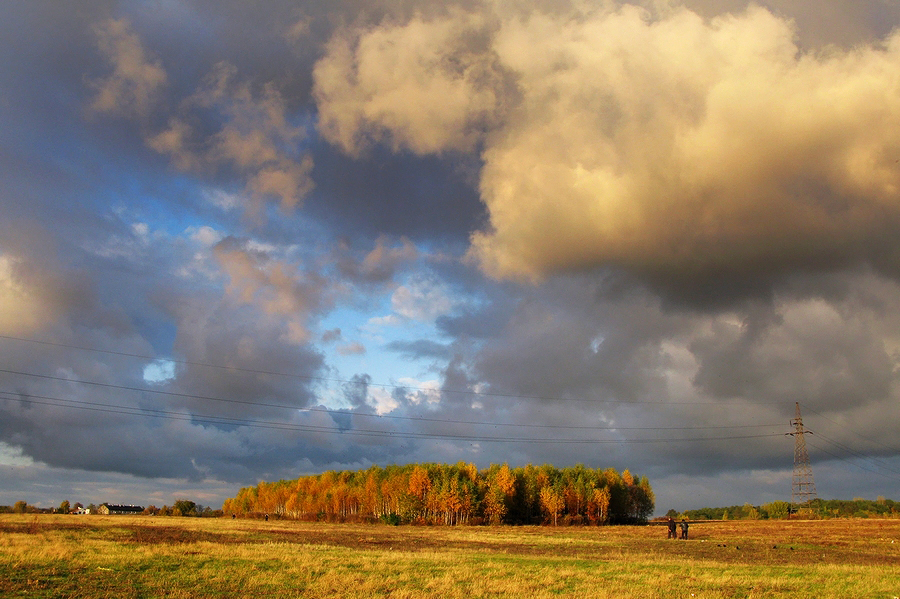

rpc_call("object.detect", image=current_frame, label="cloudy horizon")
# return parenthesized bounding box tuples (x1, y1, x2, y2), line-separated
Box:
(3, 0, 900, 515)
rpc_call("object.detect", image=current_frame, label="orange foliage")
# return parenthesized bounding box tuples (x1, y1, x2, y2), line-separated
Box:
(222, 462, 653, 525)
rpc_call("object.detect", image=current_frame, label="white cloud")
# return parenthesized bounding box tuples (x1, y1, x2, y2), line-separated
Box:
(187, 225, 223, 247)
(368, 387, 399, 415)
(200, 188, 243, 212)
(0, 441, 36, 467)
(391, 275, 456, 322)
(143, 359, 176, 384)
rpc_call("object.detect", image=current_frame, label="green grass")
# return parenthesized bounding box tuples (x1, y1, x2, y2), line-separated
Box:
(1, 515, 899, 598)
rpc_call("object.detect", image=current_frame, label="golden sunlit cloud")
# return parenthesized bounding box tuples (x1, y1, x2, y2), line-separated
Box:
(89, 18, 167, 119)
(314, 3, 900, 282)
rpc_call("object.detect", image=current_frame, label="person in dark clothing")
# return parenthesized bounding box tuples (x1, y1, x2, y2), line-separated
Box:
(680, 519, 689, 540)
(667, 517, 677, 539)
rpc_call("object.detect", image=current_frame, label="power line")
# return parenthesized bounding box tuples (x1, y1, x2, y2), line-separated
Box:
(805, 430, 900, 479)
(0, 392, 785, 446)
(0, 333, 785, 405)
(0, 367, 783, 432)
(5, 337, 898, 483)
(800, 402, 900, 459)
(805, 437, 900, 483)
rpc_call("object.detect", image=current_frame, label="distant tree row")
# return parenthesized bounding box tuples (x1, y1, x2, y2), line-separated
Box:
(223, 463, 655, 525)
(142, 500, 223, 517)
(0, 499, 221, 517)
(671, 497, 900, 520)
(0, 501, 73, 514)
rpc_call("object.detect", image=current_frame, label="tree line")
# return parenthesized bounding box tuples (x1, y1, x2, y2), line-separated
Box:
(669, 497, 900, 520)
(223, 462, 655, 525)
(0, 499, 221, 517)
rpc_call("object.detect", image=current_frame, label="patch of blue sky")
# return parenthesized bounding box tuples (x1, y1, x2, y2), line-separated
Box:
(317, 295, 454, 412)
(108, 176, 230, 237)
(135, 321, 179, 361)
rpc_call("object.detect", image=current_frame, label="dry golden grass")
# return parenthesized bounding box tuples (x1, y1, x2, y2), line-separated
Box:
(1, 515, 899, 598)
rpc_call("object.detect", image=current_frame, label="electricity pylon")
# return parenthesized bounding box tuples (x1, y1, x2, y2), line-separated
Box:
(787, 402, 817, 510)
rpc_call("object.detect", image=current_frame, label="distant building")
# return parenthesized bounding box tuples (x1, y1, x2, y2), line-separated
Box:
(98, 504, 144, 515)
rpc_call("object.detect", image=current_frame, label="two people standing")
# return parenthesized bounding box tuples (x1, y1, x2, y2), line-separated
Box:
(667, 517, 689, 539)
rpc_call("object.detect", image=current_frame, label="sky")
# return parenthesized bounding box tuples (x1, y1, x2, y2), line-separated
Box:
(2, 0, 900, 515)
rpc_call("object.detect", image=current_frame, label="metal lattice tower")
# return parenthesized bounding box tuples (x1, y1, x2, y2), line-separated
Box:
(788, 402, 817, 508)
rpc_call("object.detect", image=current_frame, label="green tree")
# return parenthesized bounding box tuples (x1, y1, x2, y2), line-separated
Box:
(744, 503, 760, 520)
(761, 501, 790, 519)
(173, 499, 197, 516)
(58, 500, 70, 514)
(13, 501, 27, 514)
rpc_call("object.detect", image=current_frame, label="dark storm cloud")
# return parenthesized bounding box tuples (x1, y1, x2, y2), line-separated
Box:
(387, 270, 900, 482)
(307, 146, 486, 243)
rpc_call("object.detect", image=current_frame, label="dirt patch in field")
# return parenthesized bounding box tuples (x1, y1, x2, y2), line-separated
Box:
(123, 524, 240, 545)
(0, 519, 97, 535)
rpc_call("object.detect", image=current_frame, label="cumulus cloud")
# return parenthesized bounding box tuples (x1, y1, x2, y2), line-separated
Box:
(89, 18, 167, 119)
(313, 8, 507, 155)
(335, 235, 419, 284)
(212, 237, 335, 342)
(149, 62, 314, 216)
(0, 255, 50, 335)
(439, 268, 900, 477)
(314, 3, 900, 290)
(90, 19, 316, 216)
(391, 275, 458, 322)
(0, 240, 99, 339)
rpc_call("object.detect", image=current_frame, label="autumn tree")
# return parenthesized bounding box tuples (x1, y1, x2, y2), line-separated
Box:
(589, 487, 611, 524)
(540, 485, 564, 526)
(483, 463, 516, 525)
(408, 465, 432, 521)
(222, 462, 653, 526)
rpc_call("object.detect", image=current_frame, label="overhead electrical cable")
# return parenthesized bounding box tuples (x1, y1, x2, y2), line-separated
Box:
(0, 333, 787, 405)
(804, 429, 900, 478)
(805, 437, 900, 483)
(0, 392, 785, 445)
(800, 403, 900, 458)
(0, 367, 783, 431)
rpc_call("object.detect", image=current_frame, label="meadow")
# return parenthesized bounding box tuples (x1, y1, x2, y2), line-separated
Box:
(1, 514, 898, 598)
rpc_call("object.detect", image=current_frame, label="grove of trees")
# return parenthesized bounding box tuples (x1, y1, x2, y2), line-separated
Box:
(223, 462, 655, 525)
(675, 497, 900, 520)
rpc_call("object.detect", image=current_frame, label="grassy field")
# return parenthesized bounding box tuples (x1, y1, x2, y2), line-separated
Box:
(1, 515, 899, 598)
